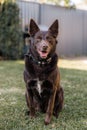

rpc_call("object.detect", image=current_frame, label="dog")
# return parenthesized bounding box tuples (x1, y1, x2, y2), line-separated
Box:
(24, 19, 64, 125)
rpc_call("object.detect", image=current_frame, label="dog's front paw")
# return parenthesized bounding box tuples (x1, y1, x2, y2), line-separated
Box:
(29, 110, 36, 119)
(30, 113, 36, 119)
(44, 115, 51, 125)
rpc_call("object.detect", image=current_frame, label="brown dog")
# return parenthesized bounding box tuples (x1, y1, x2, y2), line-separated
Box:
(24, 19, 64, 125)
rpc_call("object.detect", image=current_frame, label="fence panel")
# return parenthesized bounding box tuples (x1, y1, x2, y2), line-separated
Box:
(16, 0, 87, 56)
(83, 11, 87, 55)
(40, 4, 84, 56)
(16, 0, 40, 30)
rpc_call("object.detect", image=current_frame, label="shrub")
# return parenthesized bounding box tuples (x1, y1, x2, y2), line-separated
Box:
(0, 1, 23, 59)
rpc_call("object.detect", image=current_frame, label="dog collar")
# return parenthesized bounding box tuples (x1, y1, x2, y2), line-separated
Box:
(25, 53, 52, 67)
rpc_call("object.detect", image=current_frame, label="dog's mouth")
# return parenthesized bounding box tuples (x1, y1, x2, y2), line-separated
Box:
(38, 50, 48, 59)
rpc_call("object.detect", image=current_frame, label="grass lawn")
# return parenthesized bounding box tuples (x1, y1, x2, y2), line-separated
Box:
(0, 58, 87, 130)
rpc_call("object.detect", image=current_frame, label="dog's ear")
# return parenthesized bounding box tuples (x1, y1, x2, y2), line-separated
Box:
(48, 19, 59, 38)
(29, 19, 40, 36)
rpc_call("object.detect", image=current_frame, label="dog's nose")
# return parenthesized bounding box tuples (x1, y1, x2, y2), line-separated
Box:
(43, 46, 48, 51)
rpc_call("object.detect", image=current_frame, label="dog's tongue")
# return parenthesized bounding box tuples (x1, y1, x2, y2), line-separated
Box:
(39, 51, 48, 59)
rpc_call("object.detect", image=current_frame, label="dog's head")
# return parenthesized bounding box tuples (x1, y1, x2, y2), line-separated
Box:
(29, 19, 59, 59)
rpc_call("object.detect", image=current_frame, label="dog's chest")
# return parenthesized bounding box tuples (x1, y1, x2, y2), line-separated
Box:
(36, 79, 42, 95)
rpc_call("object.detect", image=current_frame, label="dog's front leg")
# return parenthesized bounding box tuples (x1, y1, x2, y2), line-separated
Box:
(27, 79, 38, 117)
(27, 89, 35, 118)
(45, 89, 56, 125)
(26, 80, 36, 118)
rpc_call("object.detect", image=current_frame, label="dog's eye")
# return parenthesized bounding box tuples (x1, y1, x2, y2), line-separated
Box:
(36, 38, 41, 42)
(37, 39, 41, 42)
(46, 37, 52, 42)
(47, 40, 53, 45)
(36, 36, 42, 42)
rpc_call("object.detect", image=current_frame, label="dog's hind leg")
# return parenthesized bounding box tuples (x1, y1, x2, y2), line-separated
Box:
(53, 87, 64, 118)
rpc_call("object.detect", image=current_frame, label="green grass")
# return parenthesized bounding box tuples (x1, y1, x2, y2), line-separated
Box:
(0, 59, 87, 130)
